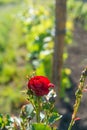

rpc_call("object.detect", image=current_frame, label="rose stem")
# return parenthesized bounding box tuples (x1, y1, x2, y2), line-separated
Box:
(68, 67, 87, 130)
(36, 97, 40, 123)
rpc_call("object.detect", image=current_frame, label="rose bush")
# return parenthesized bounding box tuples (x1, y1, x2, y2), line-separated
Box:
(28, 76, 54, 96)
(0, 68, 87, 130)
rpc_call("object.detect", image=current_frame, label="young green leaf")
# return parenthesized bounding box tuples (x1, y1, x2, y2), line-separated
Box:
(48, 113, 62, 125)
(32, 123, 51, 130)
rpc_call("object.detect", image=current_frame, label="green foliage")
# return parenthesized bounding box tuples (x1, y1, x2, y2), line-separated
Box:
(21, 6, 54, 78)
(0, 0, 21, 4)
(0, 0, 73, 113)
(0, 0, 28, 113)
(32, 123, 51, 130)
(67, 0, 87, 29)
(0, 114, 13, 129)
(48, 112, 62, 125)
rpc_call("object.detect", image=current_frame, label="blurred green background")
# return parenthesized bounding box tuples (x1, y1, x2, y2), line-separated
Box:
(0, 0, 87, 114)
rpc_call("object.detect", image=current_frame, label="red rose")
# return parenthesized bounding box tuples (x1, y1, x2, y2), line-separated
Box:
(28, 76, 54, 96)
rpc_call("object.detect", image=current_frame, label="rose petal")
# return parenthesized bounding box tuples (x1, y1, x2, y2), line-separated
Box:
(48, 83, 54, 88)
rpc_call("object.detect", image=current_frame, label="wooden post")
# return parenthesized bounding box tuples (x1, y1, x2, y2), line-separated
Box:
(52, 0, 66, 98)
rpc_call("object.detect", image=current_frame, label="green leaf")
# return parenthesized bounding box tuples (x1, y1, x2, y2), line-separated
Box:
(32, 123, 51, 130)
(20, 104, 34, 119)
(6, 114, 12, 126)
(25, 104, 34, 115)
(48, 113, 62, 125)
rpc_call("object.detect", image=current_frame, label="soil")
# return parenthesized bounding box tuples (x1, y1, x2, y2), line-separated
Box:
(59, 24, 87, 130)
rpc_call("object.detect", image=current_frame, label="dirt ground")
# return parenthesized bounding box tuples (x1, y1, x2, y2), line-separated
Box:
(59, 24, 87, 130)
